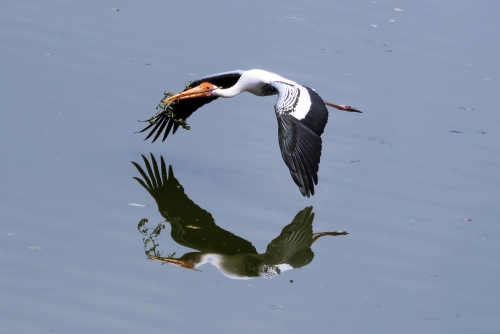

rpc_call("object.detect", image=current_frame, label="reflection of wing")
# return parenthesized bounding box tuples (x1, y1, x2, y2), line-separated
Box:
(132, 154, 256, 255)
(261, 206, 315, 269)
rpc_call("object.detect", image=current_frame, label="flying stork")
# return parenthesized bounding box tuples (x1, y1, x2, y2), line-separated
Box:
(139, 69, 361, 197)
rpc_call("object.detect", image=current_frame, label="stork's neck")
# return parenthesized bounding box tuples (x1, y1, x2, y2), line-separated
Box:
(212, 84, 245, 98)
(212, 69, 286, 98)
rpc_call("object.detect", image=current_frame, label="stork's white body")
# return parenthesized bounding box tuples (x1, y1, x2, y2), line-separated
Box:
(212, 69, 311, 120)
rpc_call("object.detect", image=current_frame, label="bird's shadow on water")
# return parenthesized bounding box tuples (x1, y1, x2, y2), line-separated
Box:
(132, 153, 349, 280)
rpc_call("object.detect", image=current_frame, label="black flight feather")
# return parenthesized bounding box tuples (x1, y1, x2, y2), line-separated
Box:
(139, 70, 244, 142)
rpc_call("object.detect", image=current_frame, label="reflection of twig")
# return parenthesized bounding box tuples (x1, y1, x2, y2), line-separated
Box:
(137, 218, 168, 258)
(137, 218, 149, 234)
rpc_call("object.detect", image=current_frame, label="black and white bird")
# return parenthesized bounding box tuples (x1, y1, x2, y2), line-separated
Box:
(139, 69, 361, 197)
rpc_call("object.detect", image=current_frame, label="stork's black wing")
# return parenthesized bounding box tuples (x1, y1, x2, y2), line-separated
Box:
(270, 82, 329, 197)
(139, 70, 244, 142)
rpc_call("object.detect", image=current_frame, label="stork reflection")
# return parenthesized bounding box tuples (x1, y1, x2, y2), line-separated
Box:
(132, 154, 348, 279)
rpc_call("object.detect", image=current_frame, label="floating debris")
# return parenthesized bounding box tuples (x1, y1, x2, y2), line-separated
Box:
(128, 203, 149, 207)
(393, 8, 404, 12)
(459, 107, 474, 110)
(267, 305, 285, 310)
(29, 246, 42, 251)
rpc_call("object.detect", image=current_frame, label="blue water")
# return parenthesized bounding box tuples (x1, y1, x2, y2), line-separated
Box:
(1, 0, 499, 333)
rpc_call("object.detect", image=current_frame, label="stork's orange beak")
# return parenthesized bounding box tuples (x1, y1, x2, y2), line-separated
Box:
(164, 82, 218, 104)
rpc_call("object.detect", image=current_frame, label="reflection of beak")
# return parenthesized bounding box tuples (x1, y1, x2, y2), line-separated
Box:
(164, 82, 218, 104)
(148, 255, 195, 269)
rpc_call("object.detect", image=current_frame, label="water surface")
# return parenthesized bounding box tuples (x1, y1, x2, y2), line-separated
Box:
(1, 1, 499, 333)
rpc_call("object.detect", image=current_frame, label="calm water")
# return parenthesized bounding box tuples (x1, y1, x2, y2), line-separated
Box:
(1, 0, 499, 333)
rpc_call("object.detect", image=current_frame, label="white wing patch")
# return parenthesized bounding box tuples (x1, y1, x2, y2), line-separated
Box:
(270, 81, 311, 120)
(290, 85, 311, 120)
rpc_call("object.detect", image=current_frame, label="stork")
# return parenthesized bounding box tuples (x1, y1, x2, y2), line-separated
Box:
(139, 69, 361, 197)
